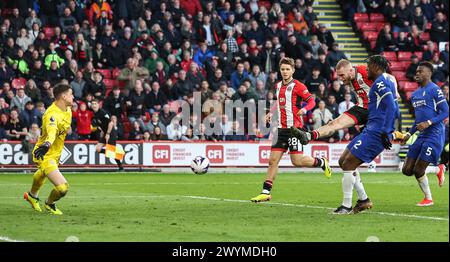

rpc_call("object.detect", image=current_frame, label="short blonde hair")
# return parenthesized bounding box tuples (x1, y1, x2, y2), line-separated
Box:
(336, 59, 352, 70)
(279, 57, 295, 68)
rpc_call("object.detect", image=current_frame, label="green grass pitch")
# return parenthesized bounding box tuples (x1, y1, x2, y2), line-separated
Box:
(0, 171, 448, 242)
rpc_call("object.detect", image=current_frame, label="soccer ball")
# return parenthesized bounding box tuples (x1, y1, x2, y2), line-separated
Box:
(368, 161, 377, 173)
(190, 156, 210, 174)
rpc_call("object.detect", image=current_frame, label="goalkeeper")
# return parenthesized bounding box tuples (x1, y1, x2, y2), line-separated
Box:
(24, 84, 73, 215)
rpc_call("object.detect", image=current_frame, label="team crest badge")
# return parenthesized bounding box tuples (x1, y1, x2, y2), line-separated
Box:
(358, 78, 364, 85)
(50, 116, 55, 122)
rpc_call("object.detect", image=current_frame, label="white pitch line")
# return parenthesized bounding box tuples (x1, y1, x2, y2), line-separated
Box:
(1, 194, 446, 222)
(0, 236, 25, 242)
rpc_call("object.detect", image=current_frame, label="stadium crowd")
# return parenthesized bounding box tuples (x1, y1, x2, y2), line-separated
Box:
(0, 0, 448, 144)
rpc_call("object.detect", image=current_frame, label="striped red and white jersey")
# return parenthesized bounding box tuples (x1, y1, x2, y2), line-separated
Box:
(275, 79, 313, 128)
(350, 65, 373, 109)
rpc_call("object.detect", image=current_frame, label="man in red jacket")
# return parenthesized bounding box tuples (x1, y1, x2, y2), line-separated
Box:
(180, 0, 202, 18)
(73, 102, 93, 140)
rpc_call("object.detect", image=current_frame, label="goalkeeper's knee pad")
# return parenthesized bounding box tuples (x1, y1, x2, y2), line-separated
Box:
(55, 183, 69, 197)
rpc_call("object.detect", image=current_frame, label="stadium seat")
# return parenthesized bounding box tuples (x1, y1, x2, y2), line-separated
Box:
(414, 52, 423, 60)
(397, 81, 407, 91)
(360, 23, 378, 32)
(112, 68, 121, 79)
(369, 13, 385, 22)
(369, 40, 377, 50)
(403, 82, 418, 92)
(436, 81, 444, 87)
(96, 69, 111, 79)
(402, 61, 411, 69)
(354, 13, 369, 23)
(105, 87, 112, 97)
(391, 71, 408, 81)
(383, 51, 397, 61)
(425, 22, 432, 30)
(376, 23, 385, 32)
(103, 79, 116, 89)
(397, 51, 412, 61)
(11, 78, 27, 89)
(363, 31, 378, 41)
(421, 32, 430, 42)
(43, 26, 55, 40)
(389, 61, 405, 71)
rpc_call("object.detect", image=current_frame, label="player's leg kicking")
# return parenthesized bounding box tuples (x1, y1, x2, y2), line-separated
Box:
(251, 130, 331, 202)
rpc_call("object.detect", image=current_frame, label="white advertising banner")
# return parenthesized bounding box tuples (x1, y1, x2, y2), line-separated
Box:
(143, 142, 401, 167)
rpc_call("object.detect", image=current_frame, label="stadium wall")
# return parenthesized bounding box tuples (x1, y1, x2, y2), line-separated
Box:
(0, 141, 401, 170)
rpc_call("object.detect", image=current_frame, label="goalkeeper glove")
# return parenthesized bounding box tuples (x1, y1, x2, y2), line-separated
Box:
(34, 142, 51, 160)
(381, 133, 392, 150)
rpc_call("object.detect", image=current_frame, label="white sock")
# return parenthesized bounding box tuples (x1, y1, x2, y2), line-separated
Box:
(425, 166, 439, 175)
(342, 171, 355, 208)
(417, 175, 432, 200)
(353, 169, 368, 201)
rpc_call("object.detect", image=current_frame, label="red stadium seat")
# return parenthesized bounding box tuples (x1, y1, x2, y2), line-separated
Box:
(397, 51, 412, 61)
(363, 31, 378, 41)
(425, 22, 432, 30)
(360, 23, 378, 32)
(383, 51, 397, 61)
(391, 71, 408, 81)
(369, 13, 385, 22)
(397, 81, 407, 91)
(354, 13, 369, 23)
(414, 52, 423, 60)
(369, 40, 377, 50)
(96, 69, 111, 79)
(11, 78, 27, 89)
(103, 79, 116, 89)
(43, 26, 55, 40)
(421, 32, 430, 42)
(112, 68, 121, 79)
(402, 61, 411, 69)
(376, 23, 385, 32)
(436, 82, 444, 87)
(403, 82, 418, 92)
(389, 61, 405, 71)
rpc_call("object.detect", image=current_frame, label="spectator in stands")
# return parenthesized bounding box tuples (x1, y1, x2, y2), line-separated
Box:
(284, 34, 305, 61)
(315, 83, 329, 103)
(0, 97, 10, 115)
(293, 58, 308, 82)
(376, 24, 397, 53)
(199, 80, 213, 104)
(92, 42, 108, 69)
(431, 53, 448, 83)
(412, 6, 428, 32)
(73, 101, 93, 140)
(126, 79, 146, 129)
(290, 11, 308, 33)
(326, 43, 347, 69)
(422, 40, 437, 62)
(146, 112, 167, 134)
(225, 121, 247, 141)
(317, 24, 335, 49)
(248, 64, 267, 89)
(70, 71, 86, 100)
(181, 127, 199, 141)
(254, 80, 267, 100)
(117, 58, 150, 92)
(396, 31, 414, 51)
(159, 104, 176, 127)
(129, 120, 145, 141)
(106, 37, 126, 68)
(25, 122, 40, 143)
(5, 108, 27, 141)
(16, 28, 33, 51)
(145, 81, 168, 114)
(326, 94, 340, 119)
(440, 43, 449, 67)
(305, 67, 327, 94)
(7, 48, 29, 76)
(10, 87, 31, 112)
(0, 58, 14, 87)
(44, 42, 64, 70)
(25, 10, 42, 30)
(167, 116, 187, 140)
(230, 62, 249, 91)
(430, 11, 449, 44)
(364, 0, 384, 13)
(103, 86, 125, 118)
(60, 7, 77, 33)
(193, 42, 214, 69)
(312, 100, 334, 133)
(0, 113, 9, 130)
(196, 14, 221, 48)
(20, 101, 39, 129)
(338, 92, 355, 116)
(406, 55, 420, 81)
(84, 71, 105, 100)
(186, 62, 205, 91)
(151, 126, 168, 141)
(419, 0, 437, 22)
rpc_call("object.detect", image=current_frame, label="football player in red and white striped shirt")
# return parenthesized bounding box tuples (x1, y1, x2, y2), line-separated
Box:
(292, 59, 372, 145)
(251, 58, 332, 203)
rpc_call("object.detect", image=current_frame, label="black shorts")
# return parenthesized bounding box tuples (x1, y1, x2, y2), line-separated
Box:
(99, 128, 118, 145)
(343, 106, 368, 126)
(271, 128, 303, 154)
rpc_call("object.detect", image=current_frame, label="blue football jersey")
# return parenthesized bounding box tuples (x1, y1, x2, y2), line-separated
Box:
(410, 82, 447, 140)
(365, 73, 399, 134)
